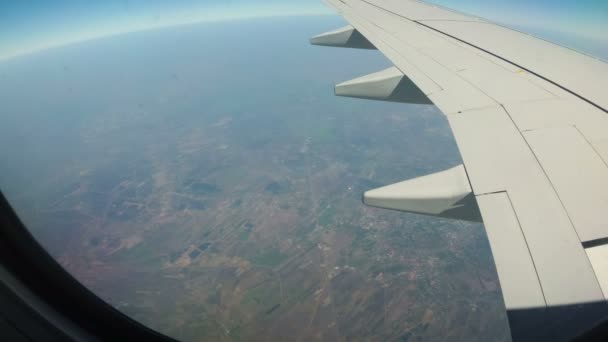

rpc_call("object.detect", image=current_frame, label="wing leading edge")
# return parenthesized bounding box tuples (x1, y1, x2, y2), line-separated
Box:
(311, 0, 608, 340)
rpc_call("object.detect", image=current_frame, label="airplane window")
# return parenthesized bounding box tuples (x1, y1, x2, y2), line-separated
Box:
(0, 1, 606, 341)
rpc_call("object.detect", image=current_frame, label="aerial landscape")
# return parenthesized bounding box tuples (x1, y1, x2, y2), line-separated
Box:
(0, 16, 510, 341)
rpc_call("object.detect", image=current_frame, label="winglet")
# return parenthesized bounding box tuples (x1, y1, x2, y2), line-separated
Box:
(363, 165, 482, 222)
(310, 25, 376, 49)
(335, 67, 432, 104)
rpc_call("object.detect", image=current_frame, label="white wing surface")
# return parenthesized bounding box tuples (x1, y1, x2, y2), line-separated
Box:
(311, 1, 608, 340)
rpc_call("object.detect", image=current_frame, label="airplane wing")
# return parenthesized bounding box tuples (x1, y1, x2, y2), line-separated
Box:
(310, 0, 608, 340)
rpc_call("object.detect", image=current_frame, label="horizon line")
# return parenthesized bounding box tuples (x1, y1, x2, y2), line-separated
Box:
(0, 7, 333, 64)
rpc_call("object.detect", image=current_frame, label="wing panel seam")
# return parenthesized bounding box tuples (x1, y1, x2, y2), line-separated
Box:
(574, 125, 608, 169)
(507, 116, 606, 298)
(413, 21, 608, 114)
(338, 7, 445, 92)
(341, 1, 505, 109)
(349, 0, 607, 113)
(478, 190, 548, 306)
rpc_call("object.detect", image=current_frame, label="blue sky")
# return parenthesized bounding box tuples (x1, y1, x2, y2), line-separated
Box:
(1, 0, 607, 61)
